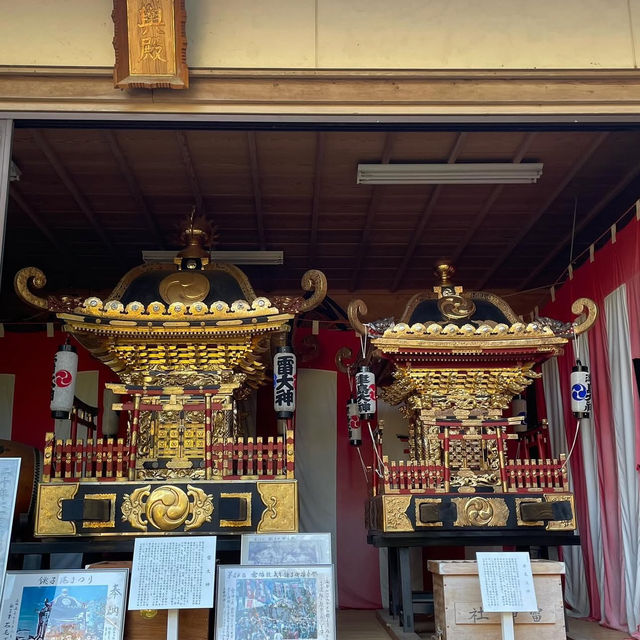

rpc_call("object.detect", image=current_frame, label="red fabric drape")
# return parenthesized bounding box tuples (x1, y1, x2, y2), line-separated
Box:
(543, 214, 640, 633)
(0, 330, 118, 446)
(294, 328, 381, 609)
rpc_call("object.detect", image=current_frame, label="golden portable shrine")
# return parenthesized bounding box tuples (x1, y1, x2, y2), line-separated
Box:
(346, 264, 596, 535)
(14, 220, 326, 537)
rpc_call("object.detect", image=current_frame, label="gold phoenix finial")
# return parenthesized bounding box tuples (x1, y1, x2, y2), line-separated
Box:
(434, 262, 455, 287)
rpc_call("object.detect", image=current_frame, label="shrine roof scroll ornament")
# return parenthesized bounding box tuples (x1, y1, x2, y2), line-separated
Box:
(14, 215, 327, 388)
(113, 0, 188, 90)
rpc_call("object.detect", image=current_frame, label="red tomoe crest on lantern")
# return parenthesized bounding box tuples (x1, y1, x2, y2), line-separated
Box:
(50, 343, 78, 419)
(55, 369, 73, 388)
(347, 397, 361, 446)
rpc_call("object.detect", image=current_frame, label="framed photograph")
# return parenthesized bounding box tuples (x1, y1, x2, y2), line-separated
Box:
(240, 533, 332, 565)
(0, 569, 128, 640)
(215, 565, 335, 640)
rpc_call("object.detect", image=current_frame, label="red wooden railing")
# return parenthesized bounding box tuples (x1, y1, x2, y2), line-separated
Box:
(43, 430, 294, 482)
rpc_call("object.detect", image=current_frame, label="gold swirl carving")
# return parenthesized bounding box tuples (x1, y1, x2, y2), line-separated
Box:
(159, 272, 210, 304)
(437, 294, 476, 320)
(14, 267, 49, 310)
(347, 299, 368, 337)
(121, 484, 214, 532)
(571, 297, 598, 336)
(185, 485, 215, 531)
(121, 485, 151, 531)
(382, 495, 413, 532)
(453, 497, 509, 527)
(298, 269, 328, 312)
(257, 481, 298, 532)
(146, 485, 190, 530)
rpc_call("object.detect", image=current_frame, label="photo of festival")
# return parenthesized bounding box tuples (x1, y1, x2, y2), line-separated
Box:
(246, 541, 325, 566)
(233, 578, 318, 640)
(15, 585, 109, 640)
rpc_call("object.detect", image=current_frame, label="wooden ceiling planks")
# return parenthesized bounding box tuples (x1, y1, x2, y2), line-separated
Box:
(4, 126, 640, 321)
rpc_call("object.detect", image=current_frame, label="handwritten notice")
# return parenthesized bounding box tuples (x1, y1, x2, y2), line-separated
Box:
(477, 552, 537, 613)
(0, 458, 20, 600)
(128, 537, 216, 610)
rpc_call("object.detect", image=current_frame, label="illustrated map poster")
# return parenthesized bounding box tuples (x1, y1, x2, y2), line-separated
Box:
(128, 537, 216, 610)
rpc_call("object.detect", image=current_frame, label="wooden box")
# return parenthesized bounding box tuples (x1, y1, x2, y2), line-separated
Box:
(427, 559, 565, 640)
(88, 561, 209, 640)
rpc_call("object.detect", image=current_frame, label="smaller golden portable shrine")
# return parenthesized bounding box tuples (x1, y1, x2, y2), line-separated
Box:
(347, 264, 596, 534)
(15, 218, 326, 537)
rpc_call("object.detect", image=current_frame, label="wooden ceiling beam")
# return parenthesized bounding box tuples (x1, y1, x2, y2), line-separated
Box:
(478, 132, 609, 289)
(247, 132, 266, 250)
(308, 132, 326, 264)
(31, 129, 117, 256)
(176, 131, 206, 218)
(9, 185, 67, 255)
(390, 132, 467, 292)
(449, 132, 536, 272)
(519, 153, 640, 290)
(105, 130, 165, 249)
(349, 133, 395, 291)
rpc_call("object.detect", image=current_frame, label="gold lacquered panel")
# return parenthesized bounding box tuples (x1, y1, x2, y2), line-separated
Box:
(257, 481, 298, 532)
(382, 495, 413, 532)
(35, 484, 79, 536)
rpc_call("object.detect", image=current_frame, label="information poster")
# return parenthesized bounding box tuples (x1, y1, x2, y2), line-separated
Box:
(0, 569, 128, 640)
(216, 565, 335, 640)
(0, 458, 20, 600)
(128, 537, 216, 610)
(477, 552, 538, 612)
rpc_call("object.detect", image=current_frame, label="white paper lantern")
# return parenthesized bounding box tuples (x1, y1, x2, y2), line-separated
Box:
(50, 344, 78, 419)
(347, 397, 361, 446)
(273, 347, 296, 418)
(355, 366, 376, 419)
(571, 361, 591, 418)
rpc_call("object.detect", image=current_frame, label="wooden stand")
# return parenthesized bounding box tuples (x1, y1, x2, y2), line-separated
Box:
(166, 609, 179, 640)
(428, 560, 566, 640)
(85, 560, 210, 640)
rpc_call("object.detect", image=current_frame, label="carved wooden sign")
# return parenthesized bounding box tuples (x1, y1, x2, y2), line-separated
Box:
(112, 0, 188, 89)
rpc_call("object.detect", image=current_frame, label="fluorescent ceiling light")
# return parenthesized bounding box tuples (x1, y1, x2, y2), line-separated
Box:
(142, 250, 284, 265)
(356, 162, 544, 185)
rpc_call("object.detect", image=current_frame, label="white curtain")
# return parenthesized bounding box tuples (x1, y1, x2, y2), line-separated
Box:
(542, 357, 590, 617)
(295, 369, 337, 562)
(572, 332, 605, 619)
(604, 285, 640, 634)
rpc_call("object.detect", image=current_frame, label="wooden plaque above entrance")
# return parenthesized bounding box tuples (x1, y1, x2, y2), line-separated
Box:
(112, 0, 188, 90)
